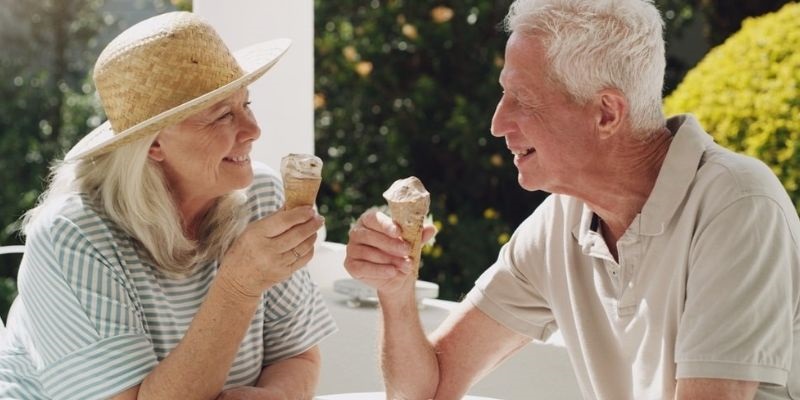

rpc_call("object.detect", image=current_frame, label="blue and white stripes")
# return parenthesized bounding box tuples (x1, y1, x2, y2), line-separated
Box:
(0, 163, 336, 399)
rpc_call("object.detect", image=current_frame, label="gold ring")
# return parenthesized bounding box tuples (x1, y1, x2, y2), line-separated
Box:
(291, 248, 301, 260)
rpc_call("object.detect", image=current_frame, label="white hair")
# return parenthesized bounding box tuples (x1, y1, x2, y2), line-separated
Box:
(23, 138, 249, 276)
(505, 0, 666, 134)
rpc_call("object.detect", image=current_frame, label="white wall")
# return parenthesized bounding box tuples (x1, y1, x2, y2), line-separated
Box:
(194, 0, 314, 170)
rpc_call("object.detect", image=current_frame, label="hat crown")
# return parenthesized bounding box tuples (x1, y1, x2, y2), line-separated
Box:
(93, 12, 244, 133)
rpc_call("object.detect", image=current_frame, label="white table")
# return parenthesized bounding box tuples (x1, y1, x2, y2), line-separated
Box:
(315, 290, 580, 400)
(316, 393, 498, 400)
(307, 242, 580, 400)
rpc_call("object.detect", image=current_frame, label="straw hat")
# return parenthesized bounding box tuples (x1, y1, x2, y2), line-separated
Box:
(65, 11, 291, 161)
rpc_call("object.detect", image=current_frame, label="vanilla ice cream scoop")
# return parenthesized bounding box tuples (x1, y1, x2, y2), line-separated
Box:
(383, 177, 431, 276)
(281, 153, 323, 209)
(280, 153, 323, 179)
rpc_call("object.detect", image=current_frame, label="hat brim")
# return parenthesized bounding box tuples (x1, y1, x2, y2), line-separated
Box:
(65, 38, 292, 161)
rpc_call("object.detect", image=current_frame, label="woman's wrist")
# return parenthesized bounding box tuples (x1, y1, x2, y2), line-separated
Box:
(214, 268, 266, 305)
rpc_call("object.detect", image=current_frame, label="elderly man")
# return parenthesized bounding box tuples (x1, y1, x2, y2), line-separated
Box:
(344, 0, 800, 399)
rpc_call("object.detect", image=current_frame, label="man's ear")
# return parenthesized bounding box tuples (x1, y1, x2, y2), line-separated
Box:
(596, 88, 627, 139)
(148, 139, 165, 162)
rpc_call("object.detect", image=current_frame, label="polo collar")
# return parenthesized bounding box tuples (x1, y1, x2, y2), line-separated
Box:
(573, 114, 714, 243)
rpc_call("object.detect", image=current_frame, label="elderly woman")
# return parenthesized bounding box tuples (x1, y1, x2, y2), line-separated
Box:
(0, 12, 336, 400)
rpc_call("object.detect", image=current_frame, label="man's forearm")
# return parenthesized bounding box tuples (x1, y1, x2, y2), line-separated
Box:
(378, 282, 440, 399)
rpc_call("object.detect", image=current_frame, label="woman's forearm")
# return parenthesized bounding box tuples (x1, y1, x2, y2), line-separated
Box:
(254, 346, 321, 400)
(135, 273, 263, 400)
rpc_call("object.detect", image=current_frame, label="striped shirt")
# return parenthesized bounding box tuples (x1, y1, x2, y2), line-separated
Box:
(0, 164, 337, 399)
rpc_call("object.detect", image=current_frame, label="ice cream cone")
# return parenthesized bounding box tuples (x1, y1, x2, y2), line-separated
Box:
(281, 154, 323, 209)
(383, 177, 431, 276)
(283, 176, 322, 209)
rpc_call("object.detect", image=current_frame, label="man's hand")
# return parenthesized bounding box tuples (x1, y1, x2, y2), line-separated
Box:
(345, 209, 435, 295)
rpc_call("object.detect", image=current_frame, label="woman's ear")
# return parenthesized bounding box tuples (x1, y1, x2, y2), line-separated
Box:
(596, 88, 627, 139)
(148, 139, 165, 162)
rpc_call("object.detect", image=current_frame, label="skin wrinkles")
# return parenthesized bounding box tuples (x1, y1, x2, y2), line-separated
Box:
(150, 89, 259, 237)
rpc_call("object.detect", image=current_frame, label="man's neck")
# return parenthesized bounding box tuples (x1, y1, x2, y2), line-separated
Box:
(584, 127, 674, 257)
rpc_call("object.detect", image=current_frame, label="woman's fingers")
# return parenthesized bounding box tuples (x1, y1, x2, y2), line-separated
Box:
(280, 232, 318, 267)
(258, 206, 316, 238)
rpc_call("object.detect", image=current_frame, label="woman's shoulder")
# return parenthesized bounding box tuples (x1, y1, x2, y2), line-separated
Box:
(25, 193, 118, 250)
(249, 161, 282, 195)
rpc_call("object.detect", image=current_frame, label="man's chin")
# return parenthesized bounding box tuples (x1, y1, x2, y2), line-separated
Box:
(518, 175, 539, 192)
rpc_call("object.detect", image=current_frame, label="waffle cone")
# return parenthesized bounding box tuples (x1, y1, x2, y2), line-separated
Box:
(283, 177, 321, 209)
(384, 178, 430, 276)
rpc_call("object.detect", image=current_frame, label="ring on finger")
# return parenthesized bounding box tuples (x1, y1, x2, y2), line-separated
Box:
(290, 248, 301, 260)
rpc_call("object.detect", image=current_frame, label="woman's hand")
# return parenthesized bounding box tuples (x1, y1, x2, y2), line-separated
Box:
(219, 206, 324, 298)
(344, 209, 436, 295)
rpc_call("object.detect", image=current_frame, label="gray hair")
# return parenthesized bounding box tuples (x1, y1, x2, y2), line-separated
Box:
(505, 0, 666, 134)
(23, 137, 249, 276)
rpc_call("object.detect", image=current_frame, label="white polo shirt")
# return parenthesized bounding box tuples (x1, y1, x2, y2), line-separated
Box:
(467, 115, 800, 399)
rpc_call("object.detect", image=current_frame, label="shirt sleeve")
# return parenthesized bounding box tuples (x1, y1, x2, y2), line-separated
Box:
(261, 268, 337, 365)
(17, 214, 157, 400)
(466, 199, 557, 341)
(676, 195, 796, 385)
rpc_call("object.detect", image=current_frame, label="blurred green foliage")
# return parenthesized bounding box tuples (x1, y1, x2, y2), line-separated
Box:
(313, 0, 795, 300)
(664, 3, 800, 208)
(314, 0, 549, 300)
(0, 0, 176, 320)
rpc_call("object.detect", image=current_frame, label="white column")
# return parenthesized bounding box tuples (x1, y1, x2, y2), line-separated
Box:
(194, 0, 314, 170)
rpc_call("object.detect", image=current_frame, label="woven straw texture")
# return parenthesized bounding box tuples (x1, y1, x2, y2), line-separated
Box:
(66, 12, 290, 161)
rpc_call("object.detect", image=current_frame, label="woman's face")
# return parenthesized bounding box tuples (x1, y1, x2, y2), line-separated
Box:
(148, 89, 260, 207)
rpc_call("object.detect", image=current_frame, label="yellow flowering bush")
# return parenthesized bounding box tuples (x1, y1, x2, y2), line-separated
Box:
(664, 3, 800, 206)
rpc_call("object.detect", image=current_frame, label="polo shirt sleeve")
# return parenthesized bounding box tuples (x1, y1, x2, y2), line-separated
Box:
(466, 202, 557, 341)
(261, 269, 337, 365)
(18, 215, 157, 400)
(676, 195, 796, 385)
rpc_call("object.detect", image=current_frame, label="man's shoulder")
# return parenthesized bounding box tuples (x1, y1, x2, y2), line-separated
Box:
(697, 144, 788, 201)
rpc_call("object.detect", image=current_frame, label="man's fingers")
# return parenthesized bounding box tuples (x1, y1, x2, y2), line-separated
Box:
(345, 258, 403, 280)
(359, 210, 401, 237)
(349, 223, 409, 258)
(348, 243, 410, 271)
(422, 225, 437, 244)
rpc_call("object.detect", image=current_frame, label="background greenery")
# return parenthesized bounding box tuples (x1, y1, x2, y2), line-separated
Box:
(665, 3, 800, 208)
(0, 0, 795, 318)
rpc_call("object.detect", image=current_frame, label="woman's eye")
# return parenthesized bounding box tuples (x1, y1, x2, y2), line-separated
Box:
(216, 112, 234, 122)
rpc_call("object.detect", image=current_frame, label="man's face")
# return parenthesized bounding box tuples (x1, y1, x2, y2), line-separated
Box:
(491, 33, 600, 195)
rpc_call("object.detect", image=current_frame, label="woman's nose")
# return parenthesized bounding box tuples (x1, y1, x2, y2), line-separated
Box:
(238, 111, 261, 142)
